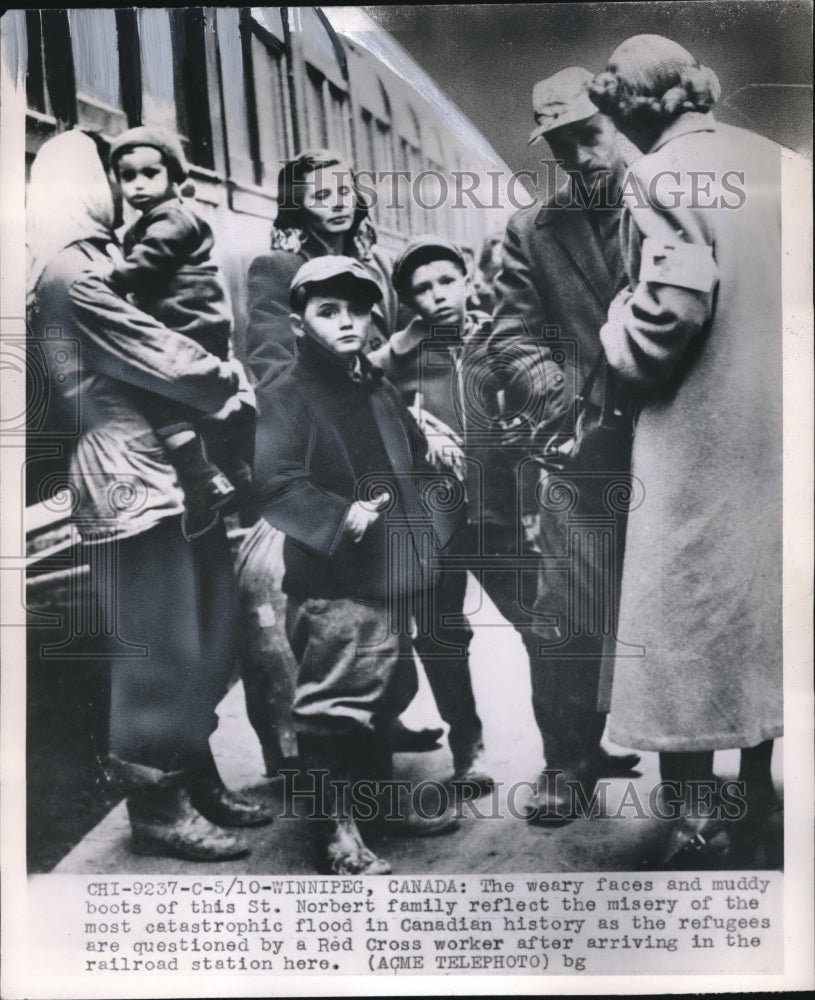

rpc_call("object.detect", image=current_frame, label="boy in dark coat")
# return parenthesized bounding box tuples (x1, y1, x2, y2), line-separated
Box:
(369, 237, 496, 792)
(109, 125, 251, 539)
(253, 256, 459, 875)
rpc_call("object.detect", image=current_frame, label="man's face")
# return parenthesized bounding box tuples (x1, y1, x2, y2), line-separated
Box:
(292, 295, 371, 357)
(546, 113, 619, 190)
(408, 259, 469, 327)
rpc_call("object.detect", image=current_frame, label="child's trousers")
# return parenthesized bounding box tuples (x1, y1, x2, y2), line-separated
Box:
(285, 596, 417, 736)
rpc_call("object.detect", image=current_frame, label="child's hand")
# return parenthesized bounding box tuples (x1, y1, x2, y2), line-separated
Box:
(207, 360, 256, 421)
(343, 491, 391, 543)
(105, 243, 127, 268)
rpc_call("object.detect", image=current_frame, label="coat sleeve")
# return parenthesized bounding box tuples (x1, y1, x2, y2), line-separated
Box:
(111, 209, 199, 291)
(252, 384, 352, 556)
(600, 165, 719, 388)
(64, 264, 240, 413)
(245, 252, 302, 386)
(486, 213, 567, 441)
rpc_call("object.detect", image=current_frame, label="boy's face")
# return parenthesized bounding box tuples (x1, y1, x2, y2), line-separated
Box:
(116, 146, 172, 211)
(408, 259, 469, 327)
(291, 295, 371, 357)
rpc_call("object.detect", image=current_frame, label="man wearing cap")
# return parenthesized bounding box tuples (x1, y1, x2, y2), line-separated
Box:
(486, 67, 640, 820)
(253, 255, 460, 874)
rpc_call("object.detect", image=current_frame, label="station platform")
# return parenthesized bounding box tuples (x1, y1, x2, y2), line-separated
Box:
(53, 578, 782, 877)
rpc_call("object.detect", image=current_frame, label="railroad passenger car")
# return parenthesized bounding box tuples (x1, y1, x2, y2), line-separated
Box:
(20, 6, 513, 351)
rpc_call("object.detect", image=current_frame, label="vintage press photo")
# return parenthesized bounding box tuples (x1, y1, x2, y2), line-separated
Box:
(1, 2, 813, 996)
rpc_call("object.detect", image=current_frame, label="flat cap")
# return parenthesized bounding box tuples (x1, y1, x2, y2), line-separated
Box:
(528, 66, 598, 145)
(289, 255, 383, 307)
(392, 236, 468, 298)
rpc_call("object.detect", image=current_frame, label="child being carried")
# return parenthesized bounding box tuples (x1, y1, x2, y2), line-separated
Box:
(108, 125, 252, 539)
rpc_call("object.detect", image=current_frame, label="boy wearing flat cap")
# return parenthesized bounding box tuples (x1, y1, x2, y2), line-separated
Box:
(488, 67, 641, 821)
(253, 256, 459, 876)
(108, 125, 251, 540)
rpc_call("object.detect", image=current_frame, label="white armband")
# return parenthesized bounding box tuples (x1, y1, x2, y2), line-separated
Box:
(639, 237, 717, 293)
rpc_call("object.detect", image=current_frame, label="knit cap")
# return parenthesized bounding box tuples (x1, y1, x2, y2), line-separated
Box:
(110, 126, 189, 184)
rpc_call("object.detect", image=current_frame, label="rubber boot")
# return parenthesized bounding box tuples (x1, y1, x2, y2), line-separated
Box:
(106, 757, 250, 862)
(297, 732, 391, 876)
(187, 745, 275, 827)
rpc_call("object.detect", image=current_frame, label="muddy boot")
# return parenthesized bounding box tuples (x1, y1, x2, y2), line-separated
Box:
(187, 747, 275, 828)
(121, 772, 250, 861)
(166, 436, 235, 540)
(298, 733, 391, 876)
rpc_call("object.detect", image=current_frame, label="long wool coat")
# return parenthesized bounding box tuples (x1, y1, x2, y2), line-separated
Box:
(489, 176, 628, 652)
(599, 114, 783, 751)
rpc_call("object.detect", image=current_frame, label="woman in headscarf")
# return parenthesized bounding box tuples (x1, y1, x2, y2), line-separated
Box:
(27, 129, 272, 862)
(238, 149, 438, 774)
(588, 36, 783, 867)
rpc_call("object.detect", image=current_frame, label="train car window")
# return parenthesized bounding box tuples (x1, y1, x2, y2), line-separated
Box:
(68, 9, 120, 110)
(35, 11, 77, 128)
(250, 7, 286, 45)
(304, 65, 329, 148)
(360, 109, 395, 230)
(421, 126, 447, 235)
(24, 11, 47, 116)
(297, 6, 347, 89)
(138, 9, 177, 132)
(115, 10, 142, 128)
(395, 102, 422, 237)
(216, 8, 255, 187)
(168, 8, 215, 171)
(351, 58, 397, 236)
(250, 33, 294, 182)
(304, 65, 353, 159)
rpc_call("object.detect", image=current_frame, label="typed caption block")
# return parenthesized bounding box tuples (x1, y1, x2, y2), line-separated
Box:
(26, 871, 782, 980)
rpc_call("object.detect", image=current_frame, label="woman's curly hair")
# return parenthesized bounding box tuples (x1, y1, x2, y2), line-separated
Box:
(274, 148, 370, 237)
(589, 35, 720, 130)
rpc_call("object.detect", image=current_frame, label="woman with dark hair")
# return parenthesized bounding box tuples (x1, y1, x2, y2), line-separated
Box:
(245, 148, 401, 387)
(588, 35, 783, 867)
(27, 129, 273, 862)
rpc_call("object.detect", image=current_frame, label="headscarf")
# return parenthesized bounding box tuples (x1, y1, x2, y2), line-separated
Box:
(26, 129, 115, 300)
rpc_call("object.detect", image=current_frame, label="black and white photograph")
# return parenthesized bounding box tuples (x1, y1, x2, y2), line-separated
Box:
(1, 2, 812, 995)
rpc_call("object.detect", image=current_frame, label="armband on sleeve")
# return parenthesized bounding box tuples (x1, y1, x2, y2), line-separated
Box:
(639, 237, 718, 293)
